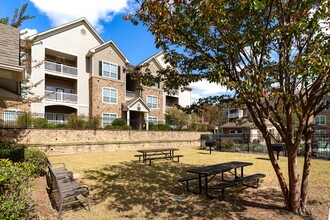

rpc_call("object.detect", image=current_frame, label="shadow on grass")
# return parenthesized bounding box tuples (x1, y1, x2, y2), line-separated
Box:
(255, 157, 270, 161)
(82, 161, 286, 219)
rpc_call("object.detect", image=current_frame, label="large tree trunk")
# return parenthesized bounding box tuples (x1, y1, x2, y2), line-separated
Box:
(300, 123, 314, 213)
(286, 143, 301, 213)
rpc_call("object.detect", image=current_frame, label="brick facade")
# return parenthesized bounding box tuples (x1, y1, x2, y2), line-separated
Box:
(89, 76, 125, 118)
(0, 24, 20, 66)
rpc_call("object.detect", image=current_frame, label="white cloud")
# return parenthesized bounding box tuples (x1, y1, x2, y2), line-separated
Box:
(29, 0, 134, 32)
(20, 28, 38, 39)
(189, 79, 229, 100)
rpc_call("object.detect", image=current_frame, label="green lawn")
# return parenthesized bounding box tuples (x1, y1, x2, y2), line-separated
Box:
(48, 146, 330, 219)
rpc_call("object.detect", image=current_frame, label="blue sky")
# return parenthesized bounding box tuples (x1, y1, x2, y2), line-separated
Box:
(0, 0, 229, 100)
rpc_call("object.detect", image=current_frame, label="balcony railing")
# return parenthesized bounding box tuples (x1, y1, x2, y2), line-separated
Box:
(45, 61, 77, 77)
(228, 113, 241, 118)
(45, 90, 78, 104)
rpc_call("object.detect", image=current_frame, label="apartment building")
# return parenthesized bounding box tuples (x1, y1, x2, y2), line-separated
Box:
(0, 23, 25, 108)
(1, 18, 191, 129)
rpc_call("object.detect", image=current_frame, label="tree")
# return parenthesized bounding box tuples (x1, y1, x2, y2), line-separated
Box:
(0, 3, 34, 27)
(127, 0, 330, 214)
(165, 106, 189, 130)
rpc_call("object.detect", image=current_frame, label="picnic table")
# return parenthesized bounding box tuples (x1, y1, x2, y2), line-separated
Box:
(180, 161, 265, 198)
(136, 148, 183, 165)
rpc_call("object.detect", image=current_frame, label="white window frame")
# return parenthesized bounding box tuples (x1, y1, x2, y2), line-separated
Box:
(147, 95, 158, 109)
(102, 87, 118, 104)
(102, 113, 117, 128)
(4, 109, 19, 121)
(101, 61, 118, 79)
(148, 116, 158, 124)
(314, 115, 326, 125)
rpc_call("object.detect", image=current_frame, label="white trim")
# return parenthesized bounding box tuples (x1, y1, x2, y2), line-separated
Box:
(101, 60, 118, 79)
(315, 115, 326, 125)
(146, 95, 158, 109)
(102, 112, 117, 128)
(102, 87, 118, 104)
(148, 116, 158, 124)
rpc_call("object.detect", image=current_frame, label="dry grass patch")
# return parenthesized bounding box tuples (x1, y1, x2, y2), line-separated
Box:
(46, 146, 330, 220)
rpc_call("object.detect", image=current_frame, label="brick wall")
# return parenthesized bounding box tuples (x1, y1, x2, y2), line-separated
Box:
(0, 24, 20, 66)
(89, 76, 125, 117)
(142, 87, 164, 122)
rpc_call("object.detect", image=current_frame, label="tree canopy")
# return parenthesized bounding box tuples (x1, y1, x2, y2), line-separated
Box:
(127, 0, 330, 215)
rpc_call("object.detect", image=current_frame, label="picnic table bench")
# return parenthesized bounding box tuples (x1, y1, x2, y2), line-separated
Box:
(47, 161, 90, 219)
(179, 161, 266, 198)
(136, 148, 183, 165)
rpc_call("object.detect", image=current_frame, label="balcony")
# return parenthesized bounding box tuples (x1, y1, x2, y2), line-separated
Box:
(45, 90, 77, 104)
(228, 112, 240, 118)
(126, 90, 136, 101)
(45, 61, 77, 77)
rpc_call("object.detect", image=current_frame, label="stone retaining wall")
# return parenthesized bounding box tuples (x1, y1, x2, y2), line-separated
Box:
(0, 129, 209, 155)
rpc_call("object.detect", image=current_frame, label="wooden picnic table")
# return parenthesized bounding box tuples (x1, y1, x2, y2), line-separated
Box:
(136, 148, 182, 165)
(182, 161, 265, 198)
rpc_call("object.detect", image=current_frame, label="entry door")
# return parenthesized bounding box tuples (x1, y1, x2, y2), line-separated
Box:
(56, 88, 64, 101)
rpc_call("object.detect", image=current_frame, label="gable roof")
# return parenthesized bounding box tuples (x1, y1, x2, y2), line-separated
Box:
(31, 18, 104, 44)
(138, 50, 164, 66)
(88, 40, 129, 64)
(122, 97, 150, 112)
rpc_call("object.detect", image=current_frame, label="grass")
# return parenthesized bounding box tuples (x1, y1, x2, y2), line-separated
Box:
(48, 146, 330, 219)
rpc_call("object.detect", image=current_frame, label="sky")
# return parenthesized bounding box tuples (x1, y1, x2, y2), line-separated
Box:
(0, 0, 230, 100)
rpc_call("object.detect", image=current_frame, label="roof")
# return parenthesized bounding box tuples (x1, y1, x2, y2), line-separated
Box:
(30, 17, 104, 44)
(88, 40, 129, 64)
(138, 50, 164, 66)
(122, 97, 150, 112)
(220, 119, 273, 129)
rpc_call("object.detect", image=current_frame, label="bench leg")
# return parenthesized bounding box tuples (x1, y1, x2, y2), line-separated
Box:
(58, 198, 64, 220)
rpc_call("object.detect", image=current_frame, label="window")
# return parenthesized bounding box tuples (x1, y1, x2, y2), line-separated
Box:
(147, 95, 158, 109)
(314, 115, 326, 125)
(151, 82, 160, 89)
(101, 61, 118, 79)
(4, 110, 18, 121)
(148, 116, 158, 124)
(315, 130, 326, 136)
(102, 88, 117, 104)
(102, 113, 117, 127)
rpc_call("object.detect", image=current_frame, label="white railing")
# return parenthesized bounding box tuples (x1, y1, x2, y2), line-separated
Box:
(228, 113, 240, 118)
(47, 120, 66, 125)
(45, 90, 77, 103)
(45, 61, 77, 77)
(126, 91, 135, 101)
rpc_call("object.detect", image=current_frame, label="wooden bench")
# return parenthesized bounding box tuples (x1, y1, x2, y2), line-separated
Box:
(48, 164, 91, 219)
(144, 155, 184, 165)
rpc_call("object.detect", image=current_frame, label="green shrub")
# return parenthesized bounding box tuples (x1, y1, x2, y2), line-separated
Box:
(17, 113, 33, 128)
(67, 114, 86, 129)
(24, 148, 47, 176)
(149, 122, 156, 130)
(0, 141, 25, 162)
(122, 125, 132, 130)
(112, 118, 126, 127)
(104, 125, 115, 130)
(156, 124, 172, 130)
(113, 125, 122, 130)
(32, 118, 49, 128)
(55, 123, 66, 128)
(218, 140, 236, 152)
(85, 116, 101, 129)
(0, 159, 36, 219)
(0, 119, 3, 127)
